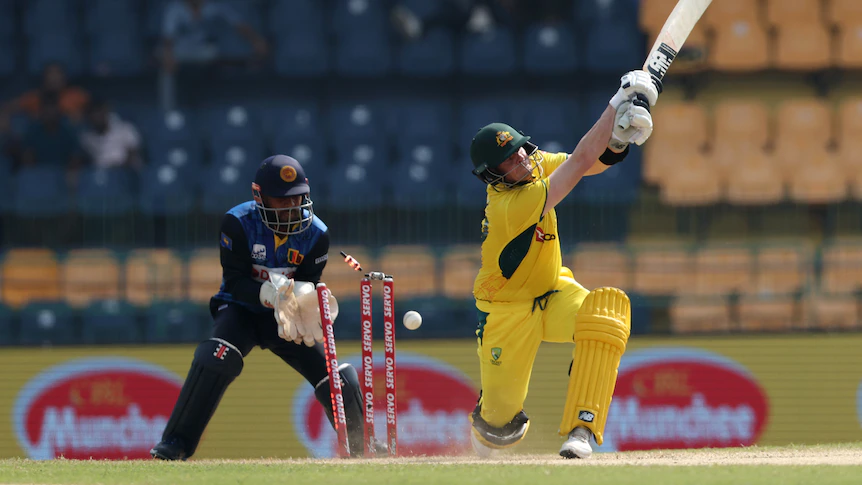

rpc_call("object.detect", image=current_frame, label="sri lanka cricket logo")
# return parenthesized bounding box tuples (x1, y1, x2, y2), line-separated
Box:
(280, 165, 297, 183)
(495, 131, 513, 147)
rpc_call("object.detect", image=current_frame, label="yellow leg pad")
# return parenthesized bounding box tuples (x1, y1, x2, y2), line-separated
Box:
(559, 287, 631, 445)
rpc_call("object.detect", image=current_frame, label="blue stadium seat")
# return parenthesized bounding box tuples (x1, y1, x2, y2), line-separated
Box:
(458, 100, 511, 158)
(271, 133, 328, 184)
(0, 0, 16, 38)
(0, 160, 12, 212)
(262, 101, 321, 139)
(88, 32, 145, 77)
(270, 0, 328, 77)
(569, 151, 642, 205)
(395, 100, 452, 139)
(391, 150, 449, 208)
(18, 301, 76, 346)
(76, 167, 137, 216)
(200, 165, 253, 215)
(14, 167, 67, 217)
(215, 0, 266, 59)
(459, 28, 517, 75)
(524, 24, 578, 74)
(333, 0, 391, 76)
(85, 0, 141, 35)
(27, 33, 84, 77)
(329, 101, 386, 140)
(328, 140, 388, 208)
(210, 139, 265, 179)
(25, 0, 81, 38)
(145, 301, 208, 343)
(511, 97, 582, 151)
(576, 0, 640, 25)
(397, 28, 455, 77)
(0, 304, 15, 346)
(81, 299, 139, 345)
(147, 141, 203, 177)
(582, 18, 644, 73)
(141, 109, 203, 174)
(145, 0, 169, 40)
(137, 164, 196, 216)
(203, 104, 261, 144)
(455, 163, 488, 209)
(0, 41, 14, 77)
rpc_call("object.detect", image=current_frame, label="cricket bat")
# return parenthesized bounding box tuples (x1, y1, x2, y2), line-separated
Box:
(643, 0, 712, 83)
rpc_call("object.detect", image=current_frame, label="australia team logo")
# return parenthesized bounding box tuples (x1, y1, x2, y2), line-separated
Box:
(495, 131, 513, 147)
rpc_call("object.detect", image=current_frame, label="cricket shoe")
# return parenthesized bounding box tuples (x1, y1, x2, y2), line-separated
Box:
(559, 426, 592, 459)
(470, 430, 500, 459)
(150, 436, 188, 461)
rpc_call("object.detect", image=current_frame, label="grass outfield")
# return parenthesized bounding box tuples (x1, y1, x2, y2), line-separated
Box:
(2, 443, 862, 485)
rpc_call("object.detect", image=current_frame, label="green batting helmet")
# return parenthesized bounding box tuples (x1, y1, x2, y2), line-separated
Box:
(470, 122, 536, 185)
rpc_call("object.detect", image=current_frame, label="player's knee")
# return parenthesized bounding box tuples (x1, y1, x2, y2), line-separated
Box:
(314, 363, 362, 417)
(192, 338, 244, 378)
(470, 405, 530, 449)
(575, 287, 631, 348)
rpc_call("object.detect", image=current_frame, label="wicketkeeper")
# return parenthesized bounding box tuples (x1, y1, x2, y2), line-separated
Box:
(151, 155, 372, 460)
(468, 70, 659, 458)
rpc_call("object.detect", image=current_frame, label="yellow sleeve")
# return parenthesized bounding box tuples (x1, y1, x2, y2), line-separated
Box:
(540, 151, 570, 176)
(486, 179, 548, 238)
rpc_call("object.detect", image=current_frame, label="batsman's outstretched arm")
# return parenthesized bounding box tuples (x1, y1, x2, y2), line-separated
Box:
(544, 106, 616, 216)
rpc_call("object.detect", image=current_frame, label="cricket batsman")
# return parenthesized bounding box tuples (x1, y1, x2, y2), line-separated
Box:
(468, 70, 659, 458)
(151, 155, 375, 460)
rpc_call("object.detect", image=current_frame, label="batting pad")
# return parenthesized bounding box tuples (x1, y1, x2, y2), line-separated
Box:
(559, 287, 631, 445)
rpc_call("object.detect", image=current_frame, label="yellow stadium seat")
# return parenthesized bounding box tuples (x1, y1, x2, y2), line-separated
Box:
(188, 248, 222, 304)
(62, 249, 121, 307)
(1, 249, 61, 308)
(789, 151, 847, 204)
(828, 0, 862, 27)
(659, 152, 723, 206)
(754, 244, 813, 295)
(631, 246, 694, 296)
(441, 245, 481, 300)
(645, 102, 709, 182)
(766, 0, 823, 26)
(710, 21, 770, 71)
(378, 245, 437, 298)
(820, 241, 862, 293)
(569, 243, 631, 290)
(704, 0, 762, 27)
(713, 99, 770, 151)
(325, 245, 375, 301)
(639, 0, 684, 33)
(640, 0, 710, 73)
(738, 295, 797, 332)
(774, 99, 833, 171)
(669, 296, 732, 334)
(725, 150, 784, 205)
(838, 97, 862, 142)
(801, 293, 859, 330)
(690, 246, 753, 296)
(773, 23, 832, 70)
(124, 249, 185, 305)
(836, 23, 862, 69)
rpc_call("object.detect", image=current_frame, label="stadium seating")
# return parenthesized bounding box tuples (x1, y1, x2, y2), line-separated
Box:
(670, 295, 733, 334)
(81, 299, 139, 344)
(1, 249, 61, 309)
(440, 245, 481, 301)
(124, 249, 185, 305)
(378, 245, 437, 298)
(18, 301, 76, 346)
(145, 301, 208, 343)
(62, 249, 122, 307)
(0, 304, 13, 345)
(631, 245, 694, 296)
(332, 0, 391, 77)
(187, 248, 222, 304)
(459, 28, 517, 75)
(691, 245, 753, 296)
(523, 24, 578, 74)
(568, 243, 632, 291)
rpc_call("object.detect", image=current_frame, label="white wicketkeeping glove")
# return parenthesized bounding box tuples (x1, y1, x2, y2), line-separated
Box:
(609, 99, 654, 150)
(609, 70, 661, 110)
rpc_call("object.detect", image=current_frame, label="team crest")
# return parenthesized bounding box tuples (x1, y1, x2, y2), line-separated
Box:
(490, 347, 502, 365)
(495, 131, 513, 147)
(280, 165, 297, 183)
(287, 248, 305, 265)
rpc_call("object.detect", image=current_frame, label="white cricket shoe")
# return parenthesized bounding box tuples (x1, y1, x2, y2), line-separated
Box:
(471, 431, 499, 459)
(559, 426, 592, 459)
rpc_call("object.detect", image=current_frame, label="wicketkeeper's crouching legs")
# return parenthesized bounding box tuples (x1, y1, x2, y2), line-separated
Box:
(559, 287, 631, 458)
(313, 362, 370, 457)
(151, 338, 244, 461)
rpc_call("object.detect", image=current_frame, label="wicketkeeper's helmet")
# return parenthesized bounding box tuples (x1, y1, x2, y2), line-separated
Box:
(252, 155, 314, 236)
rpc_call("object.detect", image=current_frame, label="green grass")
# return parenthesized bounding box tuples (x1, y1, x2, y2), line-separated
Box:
(3, 444, 862, 485)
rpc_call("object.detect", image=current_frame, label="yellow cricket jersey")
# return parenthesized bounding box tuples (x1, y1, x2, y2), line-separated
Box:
(473, 151, 570, 304)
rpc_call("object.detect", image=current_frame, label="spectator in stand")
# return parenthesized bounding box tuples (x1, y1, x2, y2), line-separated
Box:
(19, 92, 84, 174)
(79, 99, 143, 171)
(159, 0, 268, 110)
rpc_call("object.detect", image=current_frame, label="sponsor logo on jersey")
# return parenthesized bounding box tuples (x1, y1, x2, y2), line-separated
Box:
(315, 254, 328, 265)
(251, 265, 296, 283)
(13, 358, 182, 460)
(252, 244, 267, 261)
(535, 226, 556, 242)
